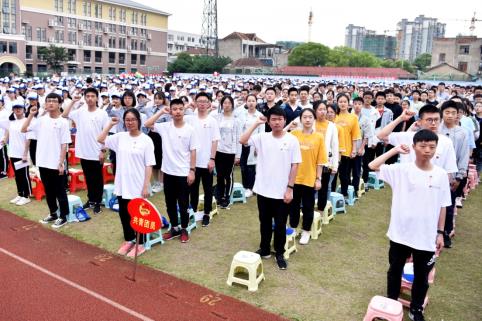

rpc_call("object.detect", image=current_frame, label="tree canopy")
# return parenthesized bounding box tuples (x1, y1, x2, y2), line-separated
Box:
(168, 53, 231, 74)
(288, 42, 330, 67)
(413, 53, 432, 72)
(37, 45, 69, 73)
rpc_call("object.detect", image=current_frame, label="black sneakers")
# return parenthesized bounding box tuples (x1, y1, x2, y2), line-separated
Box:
(409, 309, 425, 321)
(276, 255, 288, 270)
(52, 217, 68, 229)
(82, 201, 93, 209)
(255, 249, 271, 259)
(202, 215, 210, 227)
(40, 214, 58, 224)
(93, 203, 102, 214)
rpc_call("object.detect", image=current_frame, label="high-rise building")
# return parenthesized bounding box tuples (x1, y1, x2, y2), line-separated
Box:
(345, 24, 374, 51)
(396, 15, 445, 62)
(0, 0, 169, 76)
(167, 30, 215, 63)
(362, 35, 396, 59)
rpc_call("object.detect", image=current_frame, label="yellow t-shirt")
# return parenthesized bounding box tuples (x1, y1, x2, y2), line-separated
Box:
(291, 130, 328, 187)
(335, 113, 361, 157)
(316, 119, 346, 155)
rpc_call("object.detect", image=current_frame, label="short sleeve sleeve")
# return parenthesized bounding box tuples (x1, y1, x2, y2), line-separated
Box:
(377, 163, 399, 187)
(388, 132, 411, 147)
(291, 138, 302, 164)
(105, 132, 120, 152)
(144, 136, 156, 166)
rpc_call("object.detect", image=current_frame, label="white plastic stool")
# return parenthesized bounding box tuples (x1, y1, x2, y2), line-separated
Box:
(226, 251, 265, 292)
(284, 227, 297, 259)
(199, 194, 218, 220)
(310, 211, 323, 240)
(322, 201, 334, 225)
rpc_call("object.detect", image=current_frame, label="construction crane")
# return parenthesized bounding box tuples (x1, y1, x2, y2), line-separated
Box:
(308, 9, 313, 42)
(469, 12, 481, 34)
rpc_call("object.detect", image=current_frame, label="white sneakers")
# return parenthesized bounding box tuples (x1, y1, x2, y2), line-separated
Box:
(10, 196, 31, 206)
(151, 182, 164, 193)
(245, 189, 253, 198)
(455, 197, 463, 208)
(299, 230, 311, 245)
(16, 197, 31, 206)
(10, 196, 21, 204)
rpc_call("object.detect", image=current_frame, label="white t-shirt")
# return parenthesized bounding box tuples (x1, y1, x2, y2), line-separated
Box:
(0, 117, 27, 158)
(69, 108, 110, 161)
(28, 115, 71, 169)
(105, 132, 155, 199)
(388, 131, 458, 174)
(248, 132, 302, 199)
(153, 121, 199, 176)
(377, 163, 452, 251)
(185, 115, 220, 168)
(213, 113, 241, 156)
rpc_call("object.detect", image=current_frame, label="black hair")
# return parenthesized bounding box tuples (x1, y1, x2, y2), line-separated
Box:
(336, 94, 349, 103)
(154, 92, 167, 104)
(299, 85, 310, 94)
(413, 129, 438, 145)
(473, 94, 482, 99)
(170, 98, 184, 107)
(267, 106, 286, 121)
(326, 104, 338, 114)
(84, 87, 99, 98)
(394, 93, 402, 99)
(195, 92, 212, 102)
(385, 88, 395, 95)
(253, 84, 262, 92)
(45, 92, 63, 104)
(265, 87, 276, 94)
(313, 100, 327, 112)
(326, 89, 335, 97)
(241, 88, 249, 94)
(288, 87, 298, 95)
(401, 99, 410, 106)
(438, 82, 446, 86)
(418, 104, 440, 119)
(62, 90, 72, 100)
(299, 107, 316, 120)
(220, 95, 234, 110)
(412, 90, 421, 95)
(353, 97, 364, 104)
(123, 108, 142, 130)
(440, 100, 459, 114)
(246, 94, 257, 102)
(121, 90, 137, 107)
(363, 91, 373, 98)
(179, 95, 189, 104)
(375, 91, 386, 98)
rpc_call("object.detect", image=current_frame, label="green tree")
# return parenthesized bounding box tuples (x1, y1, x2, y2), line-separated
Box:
(413, 53, 432, 72)
(288, 42, 330, 66)
(168, 53, 231, 74)
(37, 45, 69, 73)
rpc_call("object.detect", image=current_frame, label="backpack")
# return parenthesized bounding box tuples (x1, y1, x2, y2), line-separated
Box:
(75, 207, 91, 222)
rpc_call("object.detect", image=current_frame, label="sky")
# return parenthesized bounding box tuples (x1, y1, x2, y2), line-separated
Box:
(141, 0, 482, 48)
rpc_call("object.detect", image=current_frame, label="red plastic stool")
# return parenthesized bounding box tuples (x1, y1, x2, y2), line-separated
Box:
(68, 168, 87, 192)
(7, 160, 15, 178)
(68, 147, 80, 166)
(363, 296, 403, 321)
(30, 175, 46, 201)
(103, 162, 114, 184)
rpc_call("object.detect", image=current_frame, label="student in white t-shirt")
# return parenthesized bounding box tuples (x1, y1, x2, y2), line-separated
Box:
(0, 101, 31, 205)
(63, 88, 110, 214)
(22, 93, 71, 229)
(240, 106, 301, 270)
(369, 130, 451, 321)
(145, 99, 199, 244)
(185, 92, 220, 227)
(98, 108, 155, 258)
(0, 97, 8, 179)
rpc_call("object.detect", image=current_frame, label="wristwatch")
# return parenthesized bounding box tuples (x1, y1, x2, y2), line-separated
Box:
(437, 230, 444, 235)
(287, 185, 294, 189)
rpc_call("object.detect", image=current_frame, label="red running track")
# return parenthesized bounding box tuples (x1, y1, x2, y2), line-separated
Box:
(0, 210, 287, 321)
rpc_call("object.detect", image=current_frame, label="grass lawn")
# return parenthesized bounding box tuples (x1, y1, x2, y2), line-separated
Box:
(1, 169, 481, 321)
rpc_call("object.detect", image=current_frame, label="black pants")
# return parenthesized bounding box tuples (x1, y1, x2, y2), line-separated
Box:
(10, 157, 31, 197)
(0, 145, 9, 178)
(118, 196, 144, 244)
(387, 241, 435, 312)
(362, 146, 376, 183)
(290, 184, 315, 231)
(164, 173, 189, 229)
(350, 155, 362, 194)
(80, 158, 104, 204)
(240, 145, 256, 189)
(215, 151, 235, 201)
(189, 167, 214, 214)
(338, 156, 351, 196)
(29, 139, 37, 165)
(317, 168, 332, 211)
(148, 131, 163, 170)
(39, 167, 69, 219)
(257, 195, 289, 256)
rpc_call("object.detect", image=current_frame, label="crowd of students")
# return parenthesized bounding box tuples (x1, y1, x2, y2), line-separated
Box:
(1, 74, 481, 321)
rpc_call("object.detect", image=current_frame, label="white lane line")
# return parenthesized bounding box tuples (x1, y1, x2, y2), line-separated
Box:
(0, 247, 155, 321)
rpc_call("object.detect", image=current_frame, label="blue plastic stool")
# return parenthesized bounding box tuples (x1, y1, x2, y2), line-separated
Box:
(102, 184, 115, 206)
(144, 216, 170, 250)
(67, 195, 83, 223)
(230, 182, 247, 204)
(368, 172, 384, 190)
(108, 197, 119, 212)
(175, 206, 197, 234)
(329, 192, 346, 214)
(336, 185, 357, 206)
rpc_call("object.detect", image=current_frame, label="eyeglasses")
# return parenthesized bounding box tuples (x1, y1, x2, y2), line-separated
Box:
(423, 118, 440, 124)
(46, 99, 59, 103)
